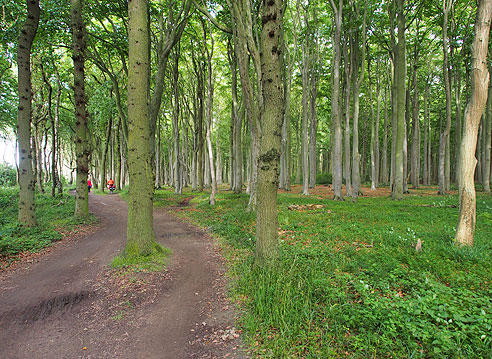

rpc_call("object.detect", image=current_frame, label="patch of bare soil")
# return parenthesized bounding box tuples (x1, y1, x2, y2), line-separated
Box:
(280, 184, 457, 198)
(0, 193, 247, 359)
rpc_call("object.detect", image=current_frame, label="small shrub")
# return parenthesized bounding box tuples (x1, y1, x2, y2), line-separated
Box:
(0, 163, 16, 187)
(316, 172, 332, 185)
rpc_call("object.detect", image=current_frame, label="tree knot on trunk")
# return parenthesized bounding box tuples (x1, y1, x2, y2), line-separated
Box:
(259, 148, 280, 164)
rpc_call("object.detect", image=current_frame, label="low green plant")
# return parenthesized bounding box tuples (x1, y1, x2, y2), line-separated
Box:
(0, 188, 97, 260)
(161, 188, 492, 358)
(111, 243, 171, 272)
(316, 172, 332, 185)
(0, 163, 16, 187)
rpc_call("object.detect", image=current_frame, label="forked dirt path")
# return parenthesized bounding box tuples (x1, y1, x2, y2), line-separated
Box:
(0, 193, 246, 359)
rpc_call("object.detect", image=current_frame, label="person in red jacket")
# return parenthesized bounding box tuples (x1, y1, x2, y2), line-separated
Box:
(88, 179, 92, 192)
(107, 178, 115, 192)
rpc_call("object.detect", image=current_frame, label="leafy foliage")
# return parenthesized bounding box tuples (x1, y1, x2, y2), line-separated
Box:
(0, 188, 97, 259)
(0, 163, 16, 186)
(162, 187, 492, 358)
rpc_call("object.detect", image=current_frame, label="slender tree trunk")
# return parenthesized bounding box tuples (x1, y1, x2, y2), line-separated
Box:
(343, 40, 352, 196)
(483, 69, 492, 192)
(204, 20, 217, 204)
(115, 120, 122, 190)
(439, 0, 453, 195)
(330, 0, 343, 201)
(382, 82, 389, 184)
(126, 0, 155, 256)
(100, 100, 113, 193)
(301, 42, 310, 195)
(454, 69, 463, 187)
(392, 0, 405, 200)
(455, 0, 492, 246)
(228, 40, 243, 193)
(410, 64, 420, 189)
(423, 80, 430, 185)
(309, 21, 320, 190)
(255, 0, 284, 265)
(17, 0, 40, 226)
(72, 0, 90, 218)
(34, 120, 44, 193)
(351, 4, 367, 200)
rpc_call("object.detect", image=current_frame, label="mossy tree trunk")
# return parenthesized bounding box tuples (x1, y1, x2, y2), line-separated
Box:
(255, 0, 284, 266)
(17, 0, 40, 226)
(126, 0, 155, 256)
(72, 0, 90, 218)
(455, 0, 492, 246)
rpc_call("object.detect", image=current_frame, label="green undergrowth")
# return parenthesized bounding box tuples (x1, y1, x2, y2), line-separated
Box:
(111, 243, 172, 272)
(155, 187, 492, 358)
(0, 187, 97, 262)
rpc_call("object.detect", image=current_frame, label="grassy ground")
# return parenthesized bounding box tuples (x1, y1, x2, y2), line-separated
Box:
(0, 187, 97, 266)
(155, 185, 492, 358)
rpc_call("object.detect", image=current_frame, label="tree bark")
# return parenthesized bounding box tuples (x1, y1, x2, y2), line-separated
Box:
(330, 0, 343, 201)
(72, 0, 90, 218)
(126, 0, 155, 256)
(392, 0, 405, 200)
(410, 64, 420, 189)
(438, 0, 453, 195)
(204, 20, 217, 205)
(483, 68, 492, 192)
(455, 0, 492, 246)
(17, 0, 40, 226)
(351, 3, 367, 200)
(343, 39, 352, 196)
(301, 40, 310, 195)
(255, 0, 284, 266)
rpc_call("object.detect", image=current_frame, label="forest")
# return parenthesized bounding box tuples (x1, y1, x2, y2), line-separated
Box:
(1, 0, 492, 357)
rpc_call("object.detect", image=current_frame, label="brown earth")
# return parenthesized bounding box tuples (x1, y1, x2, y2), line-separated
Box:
(0, 193, 247, 359)
(280, 184, 457, 198)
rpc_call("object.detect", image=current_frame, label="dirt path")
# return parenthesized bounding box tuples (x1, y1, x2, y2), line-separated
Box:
(0, 193, 246, 359)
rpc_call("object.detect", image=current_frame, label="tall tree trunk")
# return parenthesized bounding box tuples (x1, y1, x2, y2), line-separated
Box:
(411, 64, 420, 189)
(204, 20, 217, 205)
(309, 14, 320, 190)
(391, 0, 405, 200)
(126, 0, 155, 256)
(115, 120, 122, 190)
(343, 40, 352, 196)
(330, 0, 343, 201)
(228, 39, 243, 193)
(454, 69, 463, 187)
(483, 69, 492, 192)
(455, 0, 492, 246)
(17, 0, 40, 226)
(423, 79, 430, 186)
(382, 81, 389, 184)
(255, 0, 284, 265)
(54, 68, 63, 195)
(100, 96, 113, 193)
(34, 120, 44, 193)
(351, 3, 367, 200)
(172, 51, 182, 195)
(438, 0, 453, 195)
(301, 41, 310, 195)
(72, 0, 90, 218)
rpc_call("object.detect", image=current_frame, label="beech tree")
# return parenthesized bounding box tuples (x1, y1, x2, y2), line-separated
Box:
(126, 0, 156, 256)
(17, 0, 40, 226)
(72, 0, 90, 218)
(255, 0, 284, 265)
(455, 0, 492, 246)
